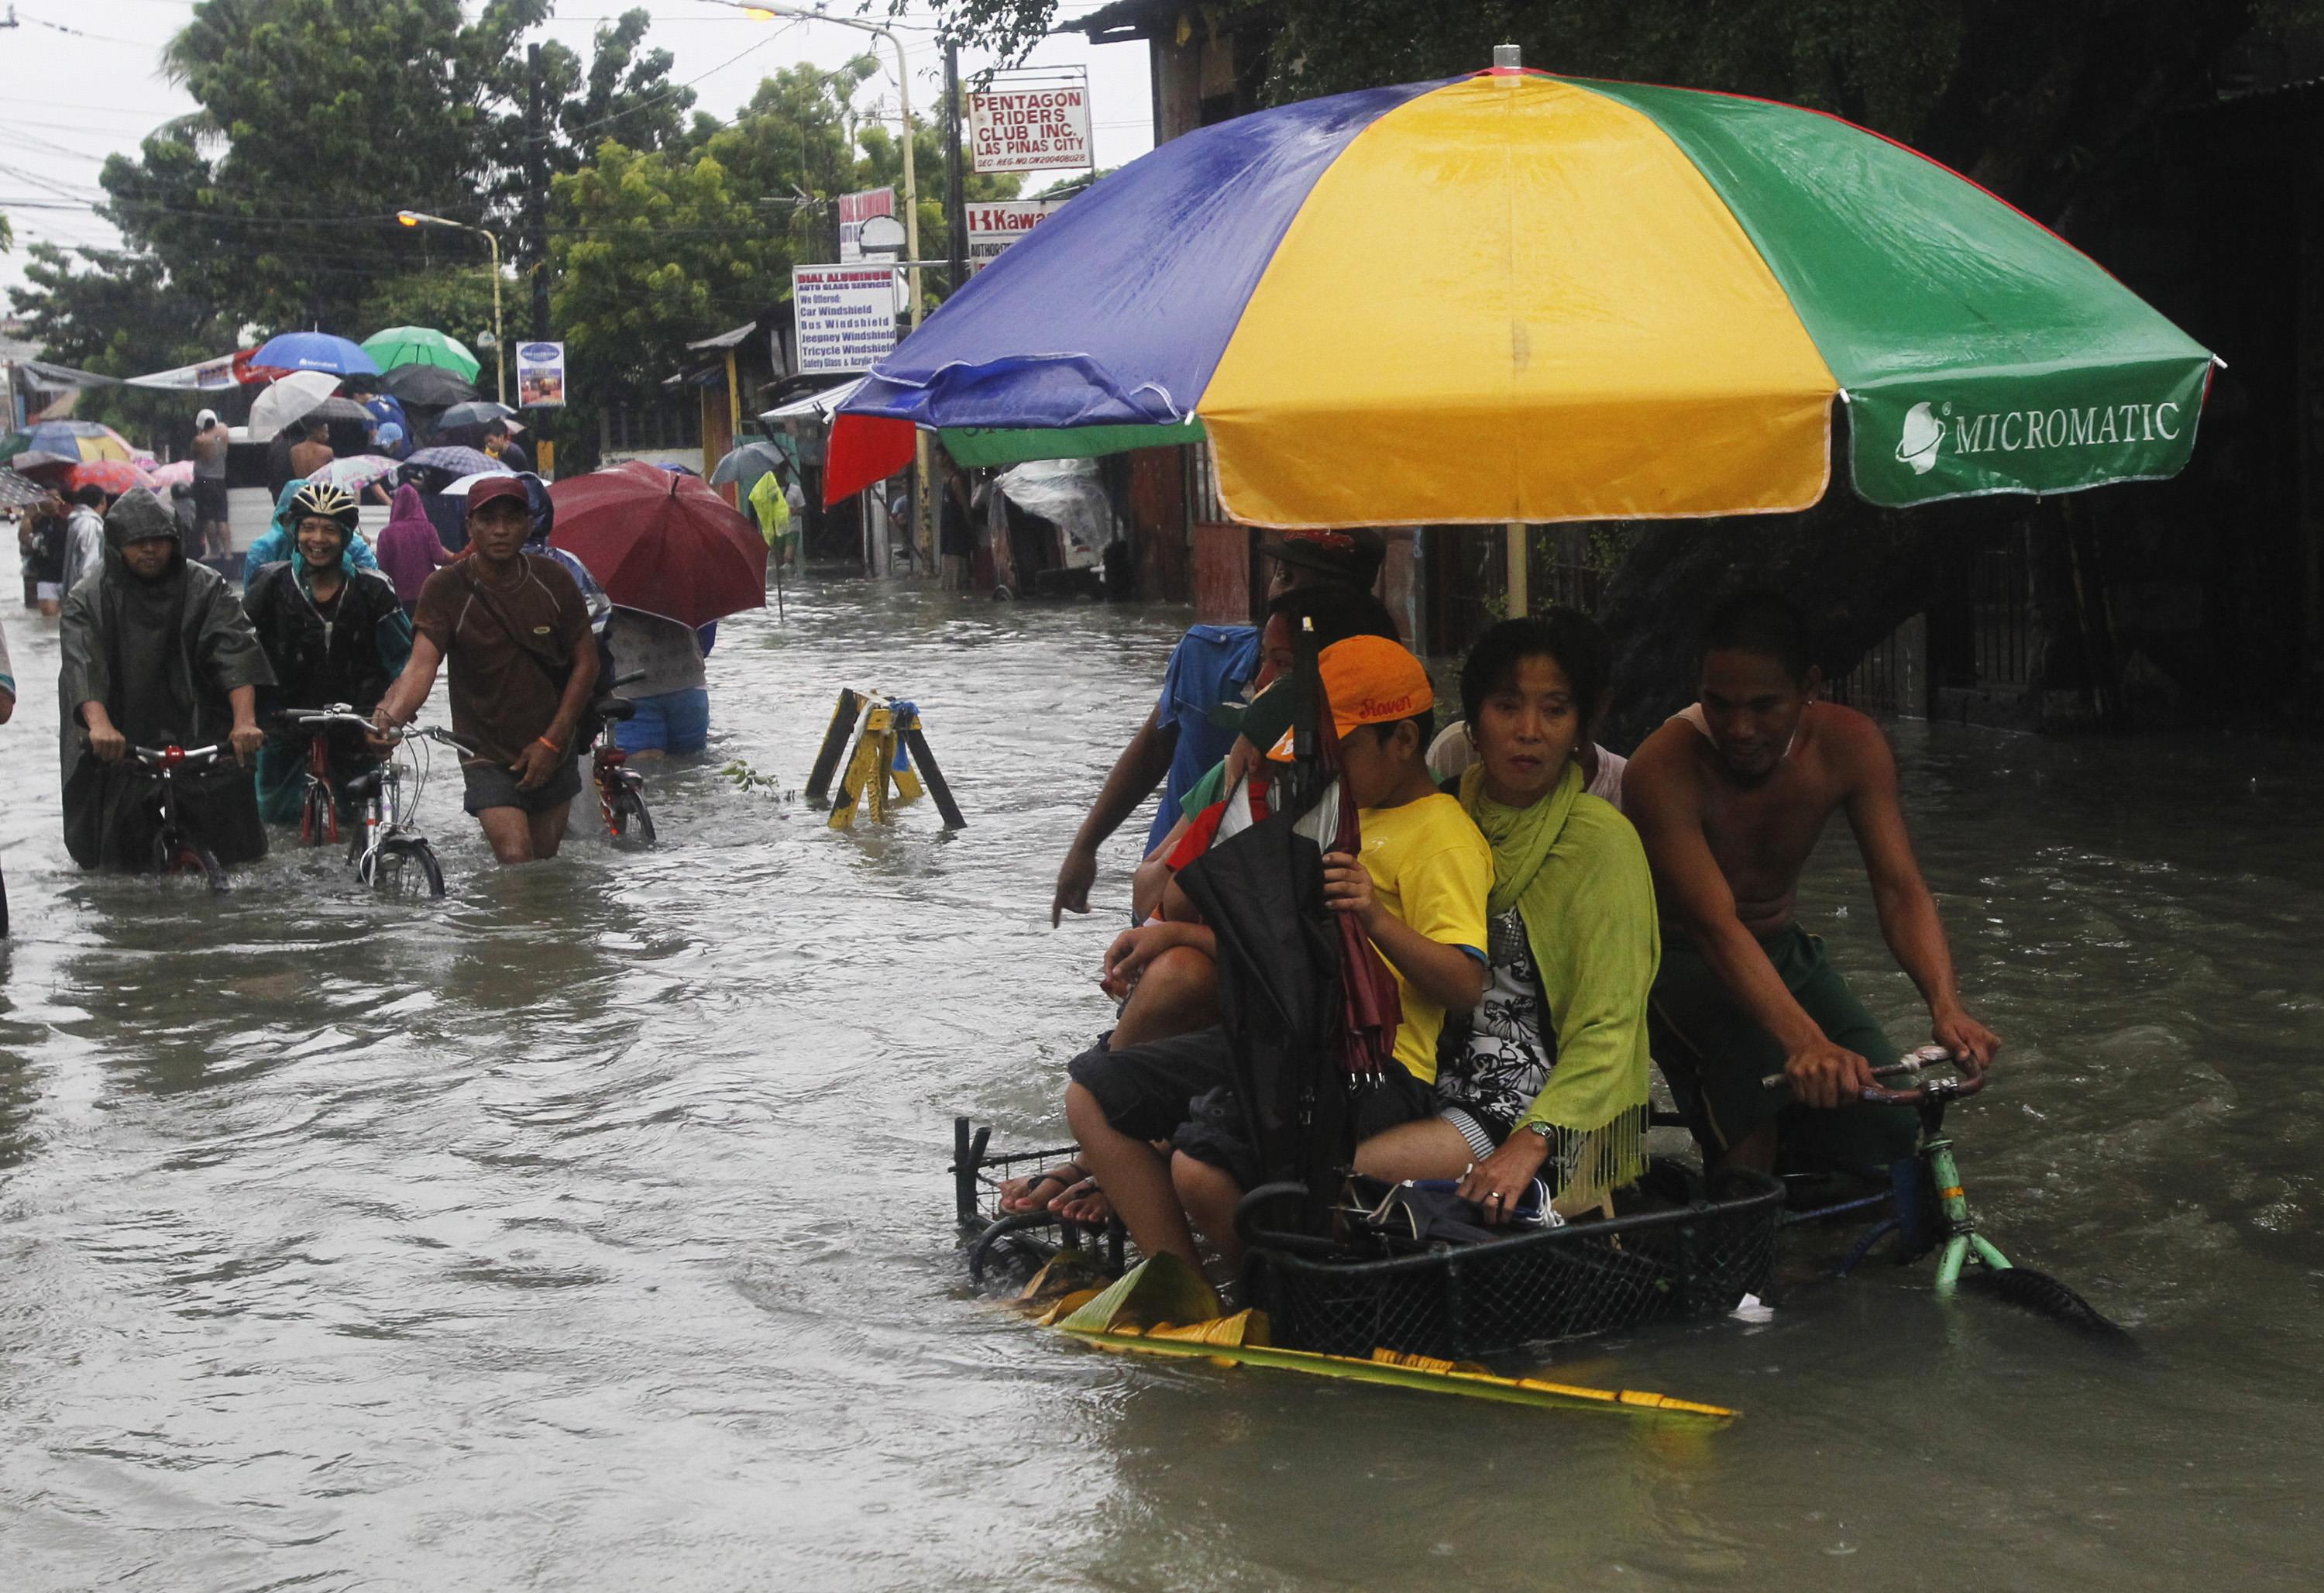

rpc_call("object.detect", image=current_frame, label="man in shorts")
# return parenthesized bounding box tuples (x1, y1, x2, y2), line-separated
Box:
(1625, 590, 2002, 1176)
(371, 475, 599, 865)
(190, 408, 231, 563)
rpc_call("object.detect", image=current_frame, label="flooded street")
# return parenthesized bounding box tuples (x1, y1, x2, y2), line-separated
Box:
(2, 578, 2320, 1590)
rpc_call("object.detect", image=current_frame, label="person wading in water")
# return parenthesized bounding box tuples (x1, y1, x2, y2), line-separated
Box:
(371, 476, 597, 865)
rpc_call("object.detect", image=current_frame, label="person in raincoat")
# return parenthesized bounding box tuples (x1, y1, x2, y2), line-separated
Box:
(243, 478, 380, 594)
(58, 488, 272, 871)
(747, 463, 799, 571)
(373, 483, 452, 617)
(246, 482, 414, 824)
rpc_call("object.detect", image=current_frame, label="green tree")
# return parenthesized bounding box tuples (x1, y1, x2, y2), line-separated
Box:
(5, 241, 240, 442)
(550, 60, 882, 415)
(92, 0, 690, 337)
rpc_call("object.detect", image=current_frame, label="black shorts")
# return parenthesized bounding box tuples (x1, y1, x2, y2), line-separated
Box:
(194, 478, 229, 521)
(1176, 1061, 1434, 1189)
(461, 755, 582, 817)
(1067, 1027, 1434, 1191)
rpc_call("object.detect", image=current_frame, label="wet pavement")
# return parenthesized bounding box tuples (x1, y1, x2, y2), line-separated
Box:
(1, 577, 2319, 1589)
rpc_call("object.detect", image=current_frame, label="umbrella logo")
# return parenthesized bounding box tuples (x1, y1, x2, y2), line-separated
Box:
(1896, 402, 1945, 475)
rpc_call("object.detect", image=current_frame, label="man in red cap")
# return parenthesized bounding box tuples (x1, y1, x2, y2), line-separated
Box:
(1049, 526, 1388, 926)
(372, 475, 599, 864)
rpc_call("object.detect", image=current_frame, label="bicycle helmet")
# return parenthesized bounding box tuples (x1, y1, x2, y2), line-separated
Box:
(288, 481, 360, 532)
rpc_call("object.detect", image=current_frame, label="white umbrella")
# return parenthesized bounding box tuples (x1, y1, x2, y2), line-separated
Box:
(440, 468, 517, 495)
(316, 454, 402, 491)
(249, 371, 341, 441)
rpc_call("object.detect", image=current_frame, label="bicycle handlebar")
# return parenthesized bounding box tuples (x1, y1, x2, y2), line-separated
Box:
(1760, 1044, 1991, 1106)
(129, 743, 224, 768)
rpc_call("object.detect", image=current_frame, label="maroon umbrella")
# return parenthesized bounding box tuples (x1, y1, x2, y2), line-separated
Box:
(546, 463, 766, 628)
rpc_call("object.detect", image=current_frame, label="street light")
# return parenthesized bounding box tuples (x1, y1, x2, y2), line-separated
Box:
(397, 209, 507, 407)
(707, 0, 922, 329)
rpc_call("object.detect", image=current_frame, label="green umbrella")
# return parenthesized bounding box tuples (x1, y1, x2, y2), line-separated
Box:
(359, 325, 481, 382)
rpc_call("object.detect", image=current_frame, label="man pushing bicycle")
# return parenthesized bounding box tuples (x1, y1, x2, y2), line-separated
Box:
(1625, 591, 2002, 1177)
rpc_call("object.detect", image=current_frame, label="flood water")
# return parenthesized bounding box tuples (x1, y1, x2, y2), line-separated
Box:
(2, 578, 2319, 1589)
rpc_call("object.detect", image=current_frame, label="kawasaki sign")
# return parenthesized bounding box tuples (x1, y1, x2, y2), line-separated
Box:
(1849, 360, 2214, 507)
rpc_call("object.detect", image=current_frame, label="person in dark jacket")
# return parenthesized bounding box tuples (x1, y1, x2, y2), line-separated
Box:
(57, 488, 273, 870)
(246, 482, 414, 824)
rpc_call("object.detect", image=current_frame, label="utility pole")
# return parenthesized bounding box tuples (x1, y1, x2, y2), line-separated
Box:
(525, 43, 552, 472)
(525, 43, 550, 342)
(944, 40, 969, 297)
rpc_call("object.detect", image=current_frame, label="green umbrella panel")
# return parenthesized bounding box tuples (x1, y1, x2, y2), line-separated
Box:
(360, 325, 482, 383)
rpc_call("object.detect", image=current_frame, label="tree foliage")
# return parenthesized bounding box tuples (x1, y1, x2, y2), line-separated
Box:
(85, 0, 689, 338)
(934, 0, 2318, 224)
(6, 241, 241, 441)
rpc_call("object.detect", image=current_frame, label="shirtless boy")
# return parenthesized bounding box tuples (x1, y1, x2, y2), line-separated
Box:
(1624, 591, 2002, 1175)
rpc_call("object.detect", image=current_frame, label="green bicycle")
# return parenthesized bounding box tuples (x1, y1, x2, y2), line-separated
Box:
(1771, 1045, 2126, 1337)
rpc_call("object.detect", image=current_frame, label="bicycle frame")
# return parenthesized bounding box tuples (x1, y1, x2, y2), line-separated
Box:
(301, 728, 340, 845)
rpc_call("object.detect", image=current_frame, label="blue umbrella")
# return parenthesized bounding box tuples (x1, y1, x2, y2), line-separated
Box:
(253, 332, 382, 377)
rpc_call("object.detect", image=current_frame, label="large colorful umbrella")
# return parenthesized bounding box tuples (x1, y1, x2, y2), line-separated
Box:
(829, 66, 2217, 525)
(252, 332, 381, 378)
(359, 325, 481, 382)
(0, 420, 139, 466)
(548, 461, 766, 628)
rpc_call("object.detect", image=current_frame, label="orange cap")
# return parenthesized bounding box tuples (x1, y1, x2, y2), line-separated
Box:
(1267, 634, 1433, 761)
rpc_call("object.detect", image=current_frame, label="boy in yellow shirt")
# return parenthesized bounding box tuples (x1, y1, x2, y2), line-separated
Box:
(1064, 635, 1490, 1269)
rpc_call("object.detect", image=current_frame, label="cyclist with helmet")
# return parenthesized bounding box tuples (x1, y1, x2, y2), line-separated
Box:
(242, 477, 381, 595)
(246, 482, 414, 824)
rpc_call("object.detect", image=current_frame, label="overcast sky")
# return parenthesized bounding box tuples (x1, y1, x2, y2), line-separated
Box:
(0, 1, 1154, 329)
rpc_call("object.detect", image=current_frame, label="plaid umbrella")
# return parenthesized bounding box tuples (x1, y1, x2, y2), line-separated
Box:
(0, 468, 48, 508)
(403, 445, 501, 477)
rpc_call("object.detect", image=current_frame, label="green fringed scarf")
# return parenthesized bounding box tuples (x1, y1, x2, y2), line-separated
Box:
(1458, 759, 1660, 1208)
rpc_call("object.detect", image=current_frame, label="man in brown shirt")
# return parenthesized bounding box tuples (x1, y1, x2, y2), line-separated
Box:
(372, 476, 599, 863)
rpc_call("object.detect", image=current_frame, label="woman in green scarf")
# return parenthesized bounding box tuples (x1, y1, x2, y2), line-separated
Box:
(1355, 611, 1659, 1219)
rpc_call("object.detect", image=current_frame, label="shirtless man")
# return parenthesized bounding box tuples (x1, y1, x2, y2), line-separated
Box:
(1625, 590, 2001, 1176)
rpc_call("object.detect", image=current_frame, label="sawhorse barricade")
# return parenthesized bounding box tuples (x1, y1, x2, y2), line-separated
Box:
(805, 689, 967, 831)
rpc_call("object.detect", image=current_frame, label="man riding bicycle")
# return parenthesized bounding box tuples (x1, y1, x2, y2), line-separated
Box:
(57, 488, 272, 870)
(1625, 590, 2003, 1178)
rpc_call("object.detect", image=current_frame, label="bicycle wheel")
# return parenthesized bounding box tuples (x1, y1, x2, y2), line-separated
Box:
(300, 783, 333, 847)
(154, 831, 229, 893)
(373, 838, 446, 901)
(609, 787, 656, 846)
(1963, 1264, 2130, 1341)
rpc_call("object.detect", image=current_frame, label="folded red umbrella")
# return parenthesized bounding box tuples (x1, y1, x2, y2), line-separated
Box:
(546, 463, 766, 628)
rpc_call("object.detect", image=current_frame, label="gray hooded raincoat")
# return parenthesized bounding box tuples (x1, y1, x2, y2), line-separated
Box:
(57, 489, 274, 869)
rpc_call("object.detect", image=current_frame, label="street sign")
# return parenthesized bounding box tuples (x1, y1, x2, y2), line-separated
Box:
(965, 199, 1062, 270)
(968, 70, 1092, 174)
(516, 341, 566, 408)
(793, 265, 900, 375)
(838, 188, 896, 263)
